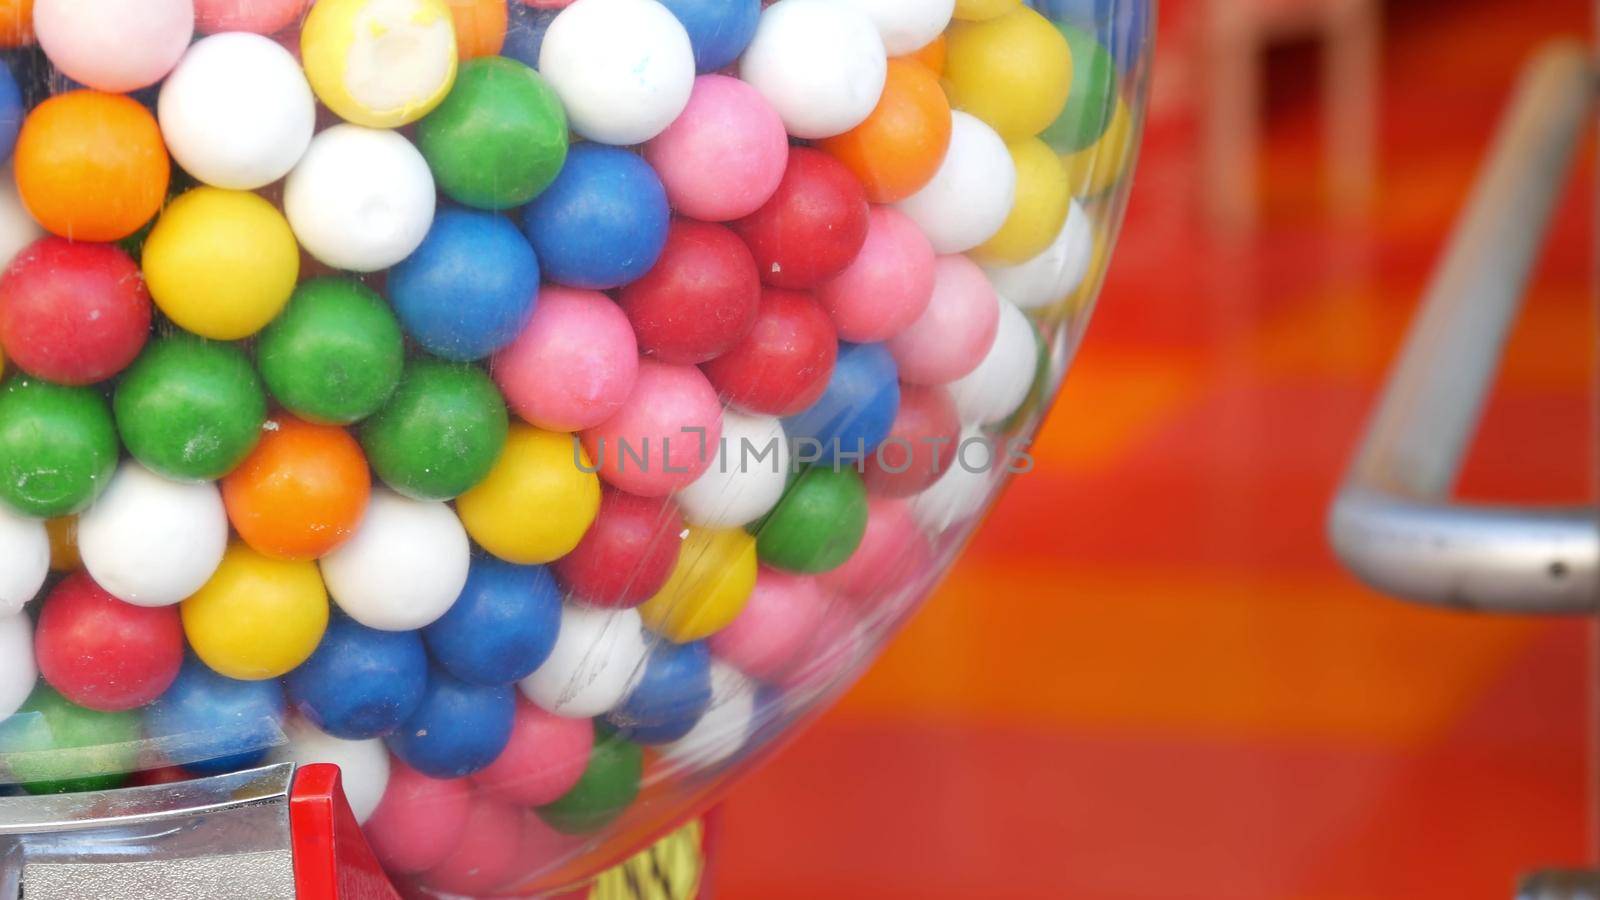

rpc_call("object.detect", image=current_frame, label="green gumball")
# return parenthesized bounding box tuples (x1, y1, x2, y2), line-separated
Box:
(0, 378, 119, 517)
(257, 278, 405, 425)
(416, 56, 569, 210)
(361, 359, 508, 500)
(114, 335, 266, 481)
(0, 685, 141, 794)
(1041, 24, 1118, 154)
(536, 729, 642, 835)
(752, 465, 869, 573)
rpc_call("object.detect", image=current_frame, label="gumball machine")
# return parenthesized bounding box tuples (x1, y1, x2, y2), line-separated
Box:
(0, 0, 1150, 896)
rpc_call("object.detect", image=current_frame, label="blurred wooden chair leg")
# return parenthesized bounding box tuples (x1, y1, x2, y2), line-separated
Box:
(1203, 13, 1261, 234)
(1324, 0, 1380, 221)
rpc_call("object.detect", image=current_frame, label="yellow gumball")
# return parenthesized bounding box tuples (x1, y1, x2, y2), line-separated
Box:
(45, 516, 79, 572)
(974, 137, 1071, 264)
(943, 7, 1073, 140)
(457, 425, 600, 565)
(637, 527, 757, 642)
(142, 188, 299, 340)
(953, 0, 1019, 22)
(1060, 97, 1132, 197)
(302, 0, 458, 128)
(182, 543, 329, 680)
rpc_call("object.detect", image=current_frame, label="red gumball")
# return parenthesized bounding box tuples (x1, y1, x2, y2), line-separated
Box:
(861, 384, 961, 496)
(0, 237, 151, 385)
(552, 489, 684, 608)
(34, 572, 184, 712)
(702, 287, 838, 416)
(616, 219, 760, 365)
(731, 148, 870, 289)
(364, 758, 472, 875)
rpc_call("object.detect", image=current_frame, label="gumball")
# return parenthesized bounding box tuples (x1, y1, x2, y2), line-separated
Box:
(194, 0, 309, 34)
(887, 254, 1000, 385)
(182, 543, 329, 680)
(708, 567, 824, 681)
(14, 90, 169, 242)
(500, 1, 558, 69)
(842, 0, 952, 54)
(607, 640, 711, 743)
(658, 0, 759, 71)
(981, 200, 1092, 310)
(472, 698, 593, 805)
(0, 59, 22, 161)
(389, 208, 540, 361)
(908, 426, 1001, 532)
(141, 187, 300, 340)
(702, 289, 837, 416)
(975, 137, 1071, 263)
(0, 684, 141, 794)
(1061, 96, 1133, 197)
(906, 33, 945, 73)
(0, 378, 118, 518)
(221, 417, 371, 562)
(896, 111, 1016, 254)
(300, 0, 457, 128)
(0, 504, 46, 614)
(364, 759, 471, 873)
(552, 489, 684, 608)
(78, 461, 228, 607)
(816, 206, 935, 342)
(34, 0, 192, 93)
(676, 411, 790, 529)
(732, 148, 870, 290)
(580, 360, 722, 497)
(491, 286, 638, 433)
(144, 656, 286, 775)
(739, 0, 887, 140)
(457, 425, 601, 564)
(284, 614, 429, 739)
(361, 360, 508, 500)
(0, 0, 30, 47)
(538, 0, 694, 145)
(644, 75, 788, 223)
(782, 342, 900, 464)
(284, 125, 437, 272)
(637, 527, 757, 642)
(45, 515, 79, 572)
(944, 7, 1073, 141)
(35, 572, 184, 711)
(816, 59, 952, 203)
(424, 559, 562, 685)
(520, 603, 649, 718)
(420, 798, 524, 895)
(256, 278, 405, 426)
(114, 335, 267, 482)
(535, 728, 642, 834)
(320, 489, 471, 631)
(948, 299, 1038, 425)
(753, 466, 868, 573)
(860, 384, 960, 496)
(520, 143, 669, 290)
(821, 495, 931, 602)
(0, 611, 35, 718)
(417, 57, 567, 209)
(268, 717, 391, 823)
(951, 0, 1016, 22)
(0, 164, 43, 270)
(775, 596, 862, 691)
(158, 33, 315, 190)
(447, 0, 509, 58)
(660, 660, 755, 767)
(616, 219, 760, 365)
(1043, 24, 1118, 153)
(0, 238, 150, 385)
(386, 666, 515, 778)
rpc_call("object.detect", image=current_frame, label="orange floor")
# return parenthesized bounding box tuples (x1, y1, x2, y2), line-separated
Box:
(716, 1, 1599, 898)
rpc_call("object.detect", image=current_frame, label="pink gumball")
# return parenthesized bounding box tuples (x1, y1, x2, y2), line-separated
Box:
(817, 207, 936, 342)
(581, 360, 723, 497)
(34, 0, 193, 93)
(709, 567, 826, 681)
(821, 497, 933, 608)
(193, 0, 308, 34)
(645, 75, 789, 222)
(513, 812, 587, 879)
(886, 255, 1001, 386)
(472, 699, 594, 806)
(364, 759, 472, 875)
(777, 599, 863, 692)
(493, 286, 640, 432)
(420, 798, 525, 896)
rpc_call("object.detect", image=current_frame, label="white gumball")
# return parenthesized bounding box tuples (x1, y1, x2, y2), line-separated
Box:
(269, 717, 391, 824)
(539, 0, 695, 146)
(909, 426, 1003, 533)
(320, 489, 470, 631)
(842, 0, 953, 55)
(897, 111, 1016, 254)
(33, 0, 193, 93)
(675, 412, 790, 529)
(982, 201, 1094, 310)
(661, 661, 757, 768)
(78, 461, 228, 608)
(739, 0, 888, 140)
(947, 300, 1038, 425)
(159, 33, 315, 190)
(0, 504, 49, 616)
(520, 603, 650, 719)
(0, 612, 35, 719)
(0, 166, 43, 271)
(284, 124, 436, 272)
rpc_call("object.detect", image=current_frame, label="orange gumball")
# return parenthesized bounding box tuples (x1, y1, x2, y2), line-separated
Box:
(817, 59, 952, 203)
(14, 91, 169, 242)
(448, 0, 508, 60)
(0, 0, 33, 46)
(905, 34, 945, 74)
(221, 416, 372, 561)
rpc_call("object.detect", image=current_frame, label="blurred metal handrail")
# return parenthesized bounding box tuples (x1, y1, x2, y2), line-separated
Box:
(1328, 42, 1600, 613)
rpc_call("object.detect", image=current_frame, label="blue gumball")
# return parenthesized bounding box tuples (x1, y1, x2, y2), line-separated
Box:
(783, 342, 900, 464)
(145, 657, 286, 776)
(385, 667, 514, 778)
(657, 0, 760, 72)
(1031, 0, 1149, 75)
(605, 640, 712, 744)
(388, 208, 540, 361)
(0, 60, 21, 162)
(520, 144, 669, 290)
(284, 615, 429, 741)
(502, 2, 559, 69)
(423, 558, 562, 686)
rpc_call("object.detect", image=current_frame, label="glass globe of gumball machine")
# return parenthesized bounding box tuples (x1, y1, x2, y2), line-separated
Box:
(0, 0, 1151, 895)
